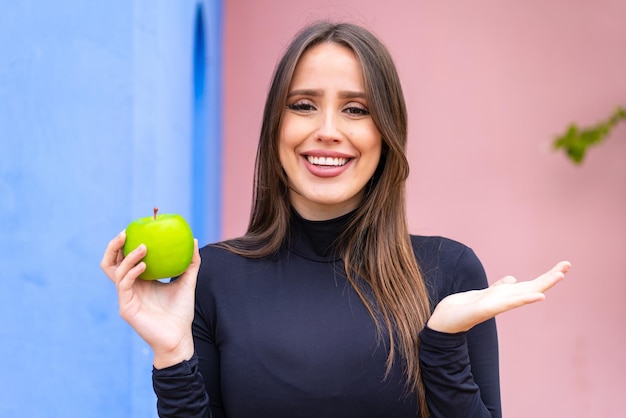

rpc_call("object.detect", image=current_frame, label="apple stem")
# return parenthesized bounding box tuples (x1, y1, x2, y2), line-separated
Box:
(154, 207, 159, 220)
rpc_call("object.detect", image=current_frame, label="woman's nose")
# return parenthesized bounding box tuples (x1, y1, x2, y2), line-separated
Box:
(315, 110, 342, 143)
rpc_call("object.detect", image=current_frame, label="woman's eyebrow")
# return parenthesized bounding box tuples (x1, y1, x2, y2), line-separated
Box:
(286, 89, 367, 99)
(287, 88, 320, 98)
(338, 90, 367, 99)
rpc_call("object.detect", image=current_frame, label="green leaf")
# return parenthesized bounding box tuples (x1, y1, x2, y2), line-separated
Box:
(553, 106, 625, 165)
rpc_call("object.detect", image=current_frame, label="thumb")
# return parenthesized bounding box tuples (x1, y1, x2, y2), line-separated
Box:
(491, 275, 517, 287)
(551, 261, 572, 274)
(179, 239, 201, 286)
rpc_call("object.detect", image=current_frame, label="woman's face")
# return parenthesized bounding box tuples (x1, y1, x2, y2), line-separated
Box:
(279, 42, 382, 221)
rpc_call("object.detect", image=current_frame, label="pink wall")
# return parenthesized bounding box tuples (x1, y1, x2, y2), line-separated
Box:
(223, 1, 626, 416)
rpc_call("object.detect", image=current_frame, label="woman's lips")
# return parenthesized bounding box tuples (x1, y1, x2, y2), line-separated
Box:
(302, 154, 353, 178)
(306, 155, 348, 167)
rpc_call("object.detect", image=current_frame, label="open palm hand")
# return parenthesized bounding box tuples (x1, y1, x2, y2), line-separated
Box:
(427, 261, 571, 334)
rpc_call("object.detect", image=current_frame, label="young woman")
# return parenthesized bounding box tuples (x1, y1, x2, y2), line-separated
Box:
(101, 21, 569, 418)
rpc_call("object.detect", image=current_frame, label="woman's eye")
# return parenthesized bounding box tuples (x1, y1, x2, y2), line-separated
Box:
(287, 102, 316, 112)
(344, 106, 369, 116)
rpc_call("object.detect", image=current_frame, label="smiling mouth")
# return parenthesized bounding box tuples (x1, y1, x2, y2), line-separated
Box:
(306, 156, 349, 167)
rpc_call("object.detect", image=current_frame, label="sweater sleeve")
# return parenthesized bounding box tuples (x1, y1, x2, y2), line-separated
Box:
(152, 354, 211, 418)
(151, 307, 226, 417)
(419, 246, 502, 418)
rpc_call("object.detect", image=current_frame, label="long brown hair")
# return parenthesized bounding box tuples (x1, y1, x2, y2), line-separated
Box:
(220, 21, 431, 417)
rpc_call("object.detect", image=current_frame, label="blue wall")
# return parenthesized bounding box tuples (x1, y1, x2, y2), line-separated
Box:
(0, 1, 222, 416)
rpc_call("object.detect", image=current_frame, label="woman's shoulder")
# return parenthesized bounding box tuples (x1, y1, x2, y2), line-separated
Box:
(196, 239, 279, 281)
(410, 235, 488, 300)
(409, 235, 473, 266)
(199, 240, 235, 258)
(198, 241, 237, 266)
(197, 240, 262, 271)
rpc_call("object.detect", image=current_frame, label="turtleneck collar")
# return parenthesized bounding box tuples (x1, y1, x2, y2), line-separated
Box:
(288, 209, 355, 262)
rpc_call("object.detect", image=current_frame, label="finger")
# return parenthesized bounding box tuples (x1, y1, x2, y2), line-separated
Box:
(116, 261, 148, 318)
(114, 244, 147, 283)
(493, 293, 546, 316)
(525, 266, 567, 295)
(118, 260, 147, 294)
(190, 239, 201, 268)
(100, 231, 126, 274)
(491, 276, 517, 287)
(483, 287, 548, 318)
(179, 239, 201, 287)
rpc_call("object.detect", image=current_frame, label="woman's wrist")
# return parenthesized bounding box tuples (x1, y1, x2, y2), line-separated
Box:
(152, 335, 195, 370)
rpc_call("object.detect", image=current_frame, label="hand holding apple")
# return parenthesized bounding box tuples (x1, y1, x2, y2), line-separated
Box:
(101, 218, 200, 369)
(123, 207, 194, 280)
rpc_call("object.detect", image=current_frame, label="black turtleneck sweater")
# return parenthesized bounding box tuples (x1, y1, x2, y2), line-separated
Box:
(153, 212, 502, 418)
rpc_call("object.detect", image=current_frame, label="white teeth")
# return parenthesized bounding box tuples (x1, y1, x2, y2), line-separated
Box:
(307, 156, 348, 166)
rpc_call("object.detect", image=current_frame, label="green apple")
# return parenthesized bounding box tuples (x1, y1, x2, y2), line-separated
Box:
(123, 207, 194, 280)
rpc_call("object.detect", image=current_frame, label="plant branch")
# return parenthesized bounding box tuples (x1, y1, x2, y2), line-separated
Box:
(553, 106, 626, 164)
